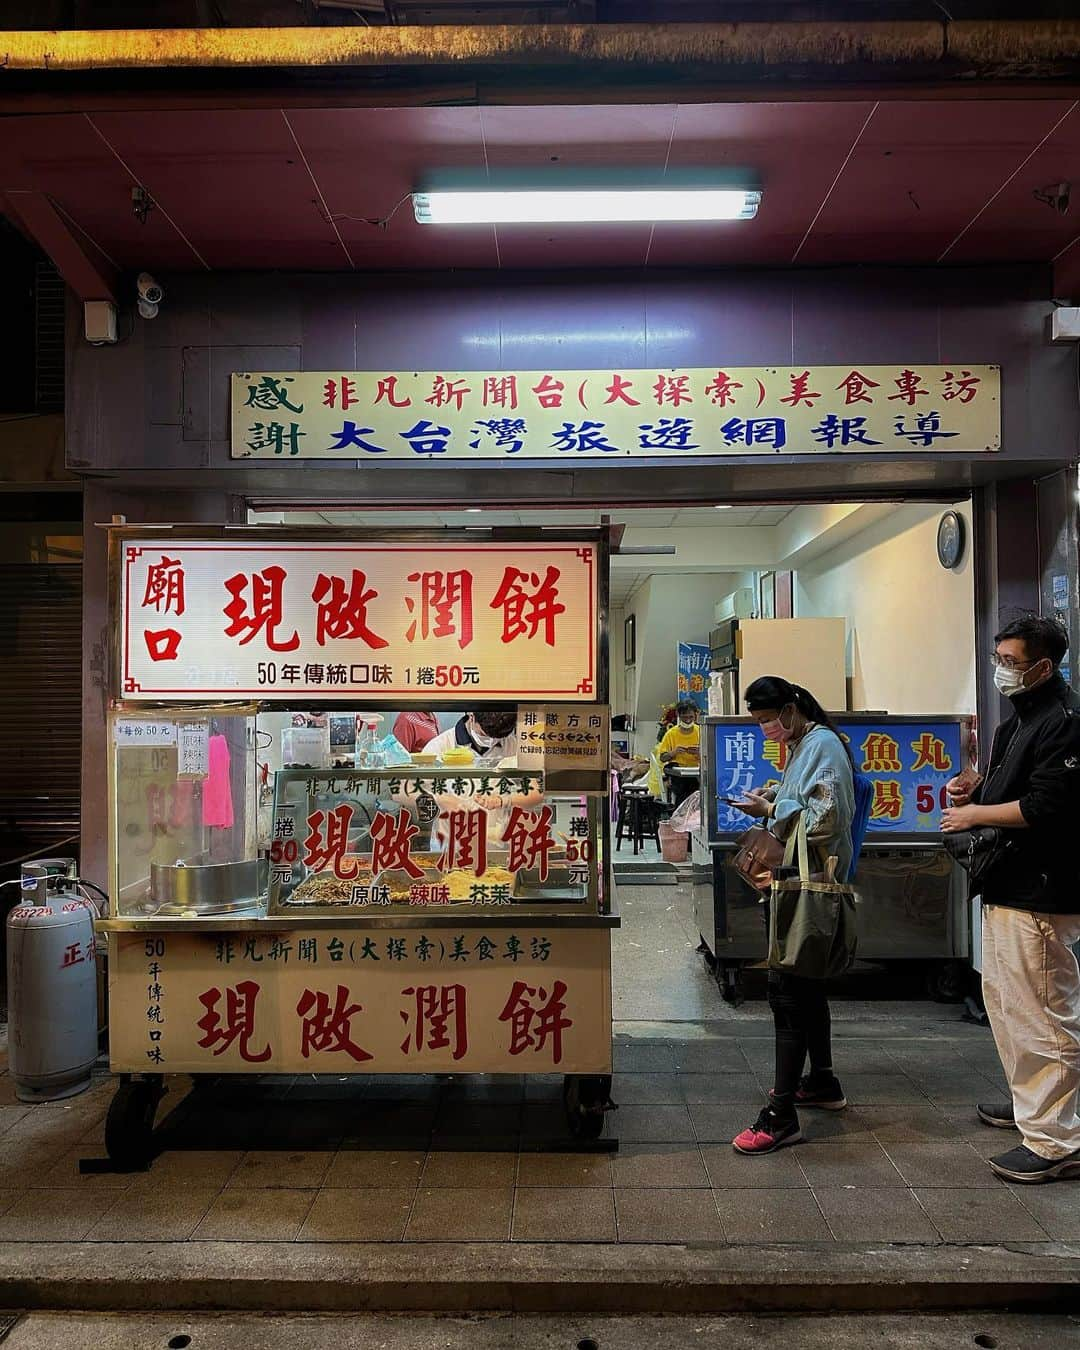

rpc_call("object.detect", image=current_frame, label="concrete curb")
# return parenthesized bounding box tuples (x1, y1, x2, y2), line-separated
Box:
(1, 1241, 1079, 1314)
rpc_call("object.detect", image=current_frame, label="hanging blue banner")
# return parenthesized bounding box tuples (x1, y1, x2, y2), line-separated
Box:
(712, 718, 965, 837)
(676, 641, 710, 712)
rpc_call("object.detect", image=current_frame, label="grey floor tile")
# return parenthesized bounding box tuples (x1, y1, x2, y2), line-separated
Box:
(132, 1150, 245, 1190)
(0, 1188, 117, 1241)
(193, 1188, 316, 1241)
(714, 1189, 832, 1243)
(0, 1105, 31, 1136)
(405, 1186, 513, 1241)
(814, 1186, 941, 1243)
(699, 1142, 808, 1190)
(516, 1152, 612, 1188)
(671, 1043, 751, 1074)
(324, 1150, 426, 1189)
(1008, 1183, 1080, 1239)
(615, 1104, 696, 1143)
(298, 1188, 414, 1241)
(796, 1137, 906, 1188)
(31, 1146, 137, 1192)
(611, 1073, 684, 1105)
(839, 1074, 929, 1106)
(614, 1187, 724, 1243)
(687, 1103, 763, 1143)
(610, 1142, 709, 1189)
(881, 1141, 998, 1189)
(227, 1150, 333, 1189)
(916, 1075, 1005, 1107)
(88, 1186, 219, 1241)
(914, 1187, 1050, 1242)
(677, 1073, 763, 1104)
(613, 1044, 678, 1074)
(512, 1186, 617, 1241)
(857, 1105, 954, 1143)
(421, 1150, 517, 1188)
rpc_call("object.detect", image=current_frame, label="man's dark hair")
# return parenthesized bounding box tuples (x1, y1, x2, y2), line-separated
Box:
(676, 700, 698, 717)
(994, 615, 1069, 667)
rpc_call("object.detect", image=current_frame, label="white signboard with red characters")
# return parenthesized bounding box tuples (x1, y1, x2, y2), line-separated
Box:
(110, 927, 611, 1074)
(118, 539, 598, 702)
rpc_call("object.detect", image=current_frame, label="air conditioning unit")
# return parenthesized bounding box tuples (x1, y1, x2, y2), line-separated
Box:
(714, 587, 756, 623)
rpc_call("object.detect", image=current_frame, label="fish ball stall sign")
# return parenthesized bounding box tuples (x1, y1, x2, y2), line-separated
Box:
(119, 537, 598, 701)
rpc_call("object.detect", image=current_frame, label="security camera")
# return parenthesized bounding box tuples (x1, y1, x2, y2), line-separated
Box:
(137, 272, 163, 305)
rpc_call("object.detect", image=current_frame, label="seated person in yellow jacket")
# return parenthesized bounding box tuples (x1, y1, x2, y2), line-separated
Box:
(658, 701, 701, 805)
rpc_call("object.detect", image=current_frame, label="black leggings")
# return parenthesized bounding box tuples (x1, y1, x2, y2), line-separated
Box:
(768, 970, 833, 1111)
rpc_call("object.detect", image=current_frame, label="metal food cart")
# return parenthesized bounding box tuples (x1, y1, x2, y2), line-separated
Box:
(693, 713, 973, 1003)
(95, 525, 617, 1166)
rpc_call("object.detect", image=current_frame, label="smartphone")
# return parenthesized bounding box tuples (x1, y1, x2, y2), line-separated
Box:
(719, 796, 747, 807)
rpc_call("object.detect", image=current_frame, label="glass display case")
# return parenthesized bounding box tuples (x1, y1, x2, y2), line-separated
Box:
(268, 767, 604, 916)
(108, 707, 607, 922)
(109, 707, 265, 919)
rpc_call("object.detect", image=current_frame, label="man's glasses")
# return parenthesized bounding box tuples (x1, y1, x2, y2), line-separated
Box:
(990, 652, 1039, 670)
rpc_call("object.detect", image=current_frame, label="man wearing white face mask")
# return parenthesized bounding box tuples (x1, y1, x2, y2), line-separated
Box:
(942, 616, 1080, 1183)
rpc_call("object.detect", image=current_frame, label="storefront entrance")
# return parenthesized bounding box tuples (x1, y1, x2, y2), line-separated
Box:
(249, 496, 980, 1017)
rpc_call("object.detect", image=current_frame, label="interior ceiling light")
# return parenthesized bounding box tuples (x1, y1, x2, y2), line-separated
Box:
(714, 504, 734, 510)
(413, 170, 761, 226)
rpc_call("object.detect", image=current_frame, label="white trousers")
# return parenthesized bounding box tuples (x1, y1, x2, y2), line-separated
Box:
(981, 904, 1080, 1160)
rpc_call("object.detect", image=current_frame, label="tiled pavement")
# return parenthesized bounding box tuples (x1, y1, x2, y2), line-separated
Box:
(0, 1017, 1071, 1247)
(0, 883, 1072, 1250)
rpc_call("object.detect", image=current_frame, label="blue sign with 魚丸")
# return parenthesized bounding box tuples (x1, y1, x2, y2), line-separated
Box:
(677, 642, 711, 712)
(712, 718, 965, 837)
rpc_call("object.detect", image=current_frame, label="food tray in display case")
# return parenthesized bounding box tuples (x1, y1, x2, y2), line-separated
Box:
(267, 767, 603, 917)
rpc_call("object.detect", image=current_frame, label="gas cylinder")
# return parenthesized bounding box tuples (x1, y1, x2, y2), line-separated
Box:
(7, 859, 98, 1103)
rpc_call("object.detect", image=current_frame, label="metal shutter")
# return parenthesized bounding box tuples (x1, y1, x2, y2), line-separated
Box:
(0, 563, 82, 868)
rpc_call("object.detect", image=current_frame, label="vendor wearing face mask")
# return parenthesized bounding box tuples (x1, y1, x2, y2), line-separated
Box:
(425, 707, 542, 844)
(424, 708, 518, 763)
(658, 701, 702, 806)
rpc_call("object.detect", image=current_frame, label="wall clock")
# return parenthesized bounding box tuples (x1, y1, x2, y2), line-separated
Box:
(937, 511, 965, 570)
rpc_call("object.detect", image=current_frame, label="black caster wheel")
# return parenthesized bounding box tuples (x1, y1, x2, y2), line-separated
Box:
(925, 960, 967, 1004)
(720, 966, 745, 1006)
(562, 1074, 613, 1140)
(105, 1075, 164, 1169)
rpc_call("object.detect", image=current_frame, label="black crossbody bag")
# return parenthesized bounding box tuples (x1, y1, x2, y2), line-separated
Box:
(943, 724, 1020, 887)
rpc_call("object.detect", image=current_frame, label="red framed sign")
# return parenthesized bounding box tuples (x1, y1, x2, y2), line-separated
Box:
(118, 538, 598, 703)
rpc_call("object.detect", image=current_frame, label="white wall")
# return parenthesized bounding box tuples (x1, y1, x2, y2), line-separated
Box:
(624, 572, 739, 753)
(796, 503, 975, 715)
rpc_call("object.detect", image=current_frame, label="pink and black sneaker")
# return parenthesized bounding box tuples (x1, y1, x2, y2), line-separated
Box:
(732, 1106, 803, 1155)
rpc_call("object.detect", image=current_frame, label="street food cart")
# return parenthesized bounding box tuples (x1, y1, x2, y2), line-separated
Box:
(693, 713, 974, 1003)
(96, 526, 616, 1165)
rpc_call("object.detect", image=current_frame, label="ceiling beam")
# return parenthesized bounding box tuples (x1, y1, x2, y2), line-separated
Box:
(2, 191, 118, 302)
(2, 21, 1080, 92)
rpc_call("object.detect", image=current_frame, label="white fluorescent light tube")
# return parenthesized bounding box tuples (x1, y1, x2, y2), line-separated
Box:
(413, 187, 761, 225)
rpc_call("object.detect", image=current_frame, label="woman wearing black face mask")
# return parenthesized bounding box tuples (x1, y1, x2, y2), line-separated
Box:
(730, 675, 856, 1157)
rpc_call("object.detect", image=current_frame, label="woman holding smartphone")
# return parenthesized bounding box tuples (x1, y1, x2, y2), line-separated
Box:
(730, 675, 856, 1156)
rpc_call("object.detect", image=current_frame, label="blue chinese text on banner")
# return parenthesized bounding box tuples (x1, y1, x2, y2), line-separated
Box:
(677, 642, 711, 712)
(712, 719, 964, 837)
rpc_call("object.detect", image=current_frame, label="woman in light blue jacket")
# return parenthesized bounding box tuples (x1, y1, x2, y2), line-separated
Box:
(730, 675, 855, 1157)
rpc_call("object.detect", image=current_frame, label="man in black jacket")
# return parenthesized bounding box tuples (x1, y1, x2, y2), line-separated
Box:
(942, 616, 1080, 1183)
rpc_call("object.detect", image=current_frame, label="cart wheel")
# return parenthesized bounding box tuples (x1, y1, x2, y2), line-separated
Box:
(105, 1076, 163, 1169)
(720, 966, 744, 1006)
(925, 960, 967, 1004)
(562, 1074, 613, 1140)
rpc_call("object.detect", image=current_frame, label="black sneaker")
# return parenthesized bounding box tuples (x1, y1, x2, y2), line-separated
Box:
(733, 1105, 803, 1155)
(794, 1074, 847, 1111)
(977, 1101, 1015, 1128)
(989, 1144, 1080, 1184)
